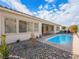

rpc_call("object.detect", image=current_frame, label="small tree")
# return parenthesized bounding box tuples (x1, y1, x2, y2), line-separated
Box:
(69, 25, 78, 33)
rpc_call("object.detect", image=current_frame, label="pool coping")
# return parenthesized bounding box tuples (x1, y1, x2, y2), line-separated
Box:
(39, 39, 72, 53)
(38, 34, 79, 56)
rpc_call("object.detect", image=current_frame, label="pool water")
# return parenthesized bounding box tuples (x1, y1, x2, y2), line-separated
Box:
(48, 34, 73, 45)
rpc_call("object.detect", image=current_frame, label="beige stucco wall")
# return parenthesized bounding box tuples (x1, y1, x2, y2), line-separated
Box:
(0, 10, 42, 44)
(72, 33, 79, 55)
(0, 7, 62, 44)
(0, 13, 1, 44)
(0, 14, 1, 37)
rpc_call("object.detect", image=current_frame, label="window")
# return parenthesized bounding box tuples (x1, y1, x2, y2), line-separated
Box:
(27, 22, 33, 32)
(34, 23, 39, 32)
(5, 18, 16, 33)
(52, 26, 54, 31)
(19, 20, 27, 33)
(56, 26, 60, 31)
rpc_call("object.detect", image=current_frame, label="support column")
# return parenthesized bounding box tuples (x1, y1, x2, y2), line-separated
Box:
(39, 22, 42, 35)
(59, 26, 62, 31)
(0, 14, 5, 45)
(1, 16, 5, 35)
(54, 25, 57, 33)
(0, 15, 1, 37)
(16, 19, 19, 34)
(0, 15, 1, 45)
(32, 22, 34, 33)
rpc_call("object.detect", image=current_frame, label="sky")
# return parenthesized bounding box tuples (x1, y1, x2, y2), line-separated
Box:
(0, 0, 79, 26)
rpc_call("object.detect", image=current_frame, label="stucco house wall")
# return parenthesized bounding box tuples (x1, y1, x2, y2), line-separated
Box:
(0, 9, 42, 44)
(0, 15, 1, 37)
(0, 7, 62, 44)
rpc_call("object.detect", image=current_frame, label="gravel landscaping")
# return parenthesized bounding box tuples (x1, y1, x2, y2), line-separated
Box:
(8, 40, 79, 59)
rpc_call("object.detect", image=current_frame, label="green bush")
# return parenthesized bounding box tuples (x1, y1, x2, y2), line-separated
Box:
(0, 35, 9, 59)
(0, 45, 9, 59)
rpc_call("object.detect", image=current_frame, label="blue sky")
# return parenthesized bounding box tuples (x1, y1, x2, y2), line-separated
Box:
(0, 0, 79, 26)
(21, 0, 68, 11)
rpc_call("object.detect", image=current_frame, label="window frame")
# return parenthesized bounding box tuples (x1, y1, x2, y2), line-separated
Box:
(4, 17, 16, 34)
(27, 22, 33, 32)
(19, 20, 27, 33)
(34, 23, 39, 32)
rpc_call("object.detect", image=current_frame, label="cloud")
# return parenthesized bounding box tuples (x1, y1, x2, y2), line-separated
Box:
(35, 9, 59, 22)
(0, 0, 32, 15)
(36, 4, 61, 25)
(1, 0, 79, 26)
(53, 1, 79, 26)
(44, 4, 49, 9)
(60, 3, 70, 11)
(37, 4, 62, 22)
(45, 0, 54, 3)
(37, 10, 50, 19)
(36, 0, 79, 26)
(69, 0, 79, 4)
(38, 5, 43, 10)
(38, 4, 50, 10)
(12, 0, 79, 26)
(10, 0, 32, 15)
(0, 0, 14, 9)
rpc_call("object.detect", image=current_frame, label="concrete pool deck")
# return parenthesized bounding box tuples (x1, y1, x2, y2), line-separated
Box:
(39, 34, 73, 53)
(8, 39, 79, 59)
(38, 33, 79, 57)
(8, 34, 79, 59)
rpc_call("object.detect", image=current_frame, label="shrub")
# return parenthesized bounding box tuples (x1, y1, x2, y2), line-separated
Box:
(0, 35, 9, 59)
(0, 45, 9, 59)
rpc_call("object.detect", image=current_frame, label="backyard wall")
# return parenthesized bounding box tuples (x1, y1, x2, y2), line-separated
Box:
(73, 33, 79, 55)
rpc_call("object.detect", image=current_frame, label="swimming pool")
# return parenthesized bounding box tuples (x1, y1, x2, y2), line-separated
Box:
(48, 34, 73, 45)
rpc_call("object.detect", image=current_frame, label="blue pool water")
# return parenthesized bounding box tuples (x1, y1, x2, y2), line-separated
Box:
(48, 34, 73, 45)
